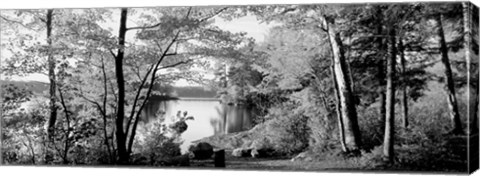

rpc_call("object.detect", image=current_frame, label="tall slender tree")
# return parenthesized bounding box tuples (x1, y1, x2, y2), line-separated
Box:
(44, 9, 57, 164)
(398, 39, 409, 128)
(435, 13, 464, 135)
(383, 27, 397, 163)
(114, 8, 129, 164)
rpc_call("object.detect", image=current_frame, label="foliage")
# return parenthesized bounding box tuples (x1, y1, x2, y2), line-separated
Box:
(131, 111, 191, 165)
(1, 84, 46, 164)
(262, 102, 311, 155)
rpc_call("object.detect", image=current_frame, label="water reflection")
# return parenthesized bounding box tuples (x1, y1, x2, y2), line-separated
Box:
(140, 99, 252, 152)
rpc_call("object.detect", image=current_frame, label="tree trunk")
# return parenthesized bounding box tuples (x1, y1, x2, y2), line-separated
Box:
(331, 65, 348, 152)
(436, 14, 464, 135)
(463, 2, 478, 134)
(383, 28, 397, 163)
(324, 17, 362, 152)
(45, 9, 57, 164)
(398, 39, 409, 128)
(374, 7, 387, 136)
(115, 8, 129, 164)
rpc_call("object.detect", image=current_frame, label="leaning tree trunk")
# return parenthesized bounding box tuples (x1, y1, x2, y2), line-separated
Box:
(115, 8, 129, 164)
(398, 39, 409, 128)
(383, 28, 397, 163)
(331, 65, 348, 152)
(436, 14, 464, 135)
(324, 16, 362, 152)
(45, 9, 57, 164)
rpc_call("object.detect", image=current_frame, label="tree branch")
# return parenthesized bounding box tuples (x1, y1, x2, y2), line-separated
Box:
(199, 7, 227, 22)
(109, 49, 117, 59)
(159, 59, 193, 70)
(0, 15, 39, 31)
(127, 26, 184, 155)
(126, 22, 163, 31)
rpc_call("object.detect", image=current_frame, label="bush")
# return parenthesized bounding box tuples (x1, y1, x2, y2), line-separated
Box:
(261, 102, 310, 155)
(132, 117, 183, 165)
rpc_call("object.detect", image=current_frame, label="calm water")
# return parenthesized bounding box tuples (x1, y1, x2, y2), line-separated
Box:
(140, 99, 252, 153)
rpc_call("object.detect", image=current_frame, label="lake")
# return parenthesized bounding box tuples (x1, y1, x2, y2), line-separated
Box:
(139, 98, 252, 153)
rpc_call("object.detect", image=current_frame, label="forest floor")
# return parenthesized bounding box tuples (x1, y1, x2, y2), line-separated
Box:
(190, 150, 348, 171)
(187, 133, 476, 173)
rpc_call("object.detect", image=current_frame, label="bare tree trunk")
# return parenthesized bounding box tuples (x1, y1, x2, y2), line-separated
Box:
(331, 65, 348, 152)
(45, 9, 57, 164)
(436, 14, 464, 135)
(98, 55, 113, 162)
(398, 39, 409, 128)
(374, 7, 387, 136)
(383, 28, 397, 163)
(58, 87, 70, 164)
(324, 16, 362, 152)
(115, 8, 129, 164)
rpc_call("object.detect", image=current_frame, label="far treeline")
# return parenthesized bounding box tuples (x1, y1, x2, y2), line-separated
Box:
(0, 2, 478, 171)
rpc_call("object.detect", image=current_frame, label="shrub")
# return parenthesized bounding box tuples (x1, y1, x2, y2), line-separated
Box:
(260, 102, 311, 155)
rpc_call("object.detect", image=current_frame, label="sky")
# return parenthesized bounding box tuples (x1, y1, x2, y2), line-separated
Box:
(1, 9, 275, 85)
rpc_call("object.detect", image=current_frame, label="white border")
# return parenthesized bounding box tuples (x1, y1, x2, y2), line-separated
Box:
(1, 0, 479, 176)
(0, 0, 475, 9)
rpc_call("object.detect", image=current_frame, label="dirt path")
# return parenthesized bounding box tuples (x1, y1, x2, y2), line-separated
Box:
(189, 150, 348, 171)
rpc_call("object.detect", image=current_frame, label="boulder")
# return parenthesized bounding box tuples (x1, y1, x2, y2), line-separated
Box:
(248, 139, 275, 158)
(232, 148, 252, 157)
(291, 151, 313, 162)
(188, 142, 214, 160)
(251, 148, 276, 158)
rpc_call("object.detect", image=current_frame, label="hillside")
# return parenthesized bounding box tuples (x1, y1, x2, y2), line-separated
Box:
(0, 80, 217, 98)
(0, 80, 49, 95)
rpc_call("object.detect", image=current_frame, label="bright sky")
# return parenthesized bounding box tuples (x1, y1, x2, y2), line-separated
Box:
(2, 9, 275, 86)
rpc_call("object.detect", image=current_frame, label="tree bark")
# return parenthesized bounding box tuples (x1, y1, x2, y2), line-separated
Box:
(383, 28, 397, 163)
(100, 56, 113, 163)
(331, 65, 348, 152)
(115, 8, 129, 164)
(436, 14, 464, 135)
(58, 87, 70, 164)
(398, 39, 409, 128)
(324, 16, 362, 152)
(45, 9, 57, 164)
(374, 7, 387, 135)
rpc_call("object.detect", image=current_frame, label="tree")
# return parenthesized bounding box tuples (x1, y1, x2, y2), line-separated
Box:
(44, 9, 58, 164)
(435, 12, 464, 135)
(242, 4, 364, 152)
(383, 27, 397, 163)
(398, 39, 409, 128)
(113, 8, 129, 164)
(0, 9, 61, 164)
(322, 14, 362, 152)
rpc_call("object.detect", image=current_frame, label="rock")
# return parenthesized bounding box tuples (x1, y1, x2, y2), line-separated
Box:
(189, 142, 214, 160)
(251, 148, 276, 158)
(232, 148, 252, 157)
(248, 139, 276, 158)
(291, 151, 312, 162)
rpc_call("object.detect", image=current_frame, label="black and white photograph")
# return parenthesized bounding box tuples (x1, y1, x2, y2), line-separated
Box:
(0, 0, 479, 174)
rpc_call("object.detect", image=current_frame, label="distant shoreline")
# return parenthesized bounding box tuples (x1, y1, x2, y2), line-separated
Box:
(177, 97, 220, 101)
